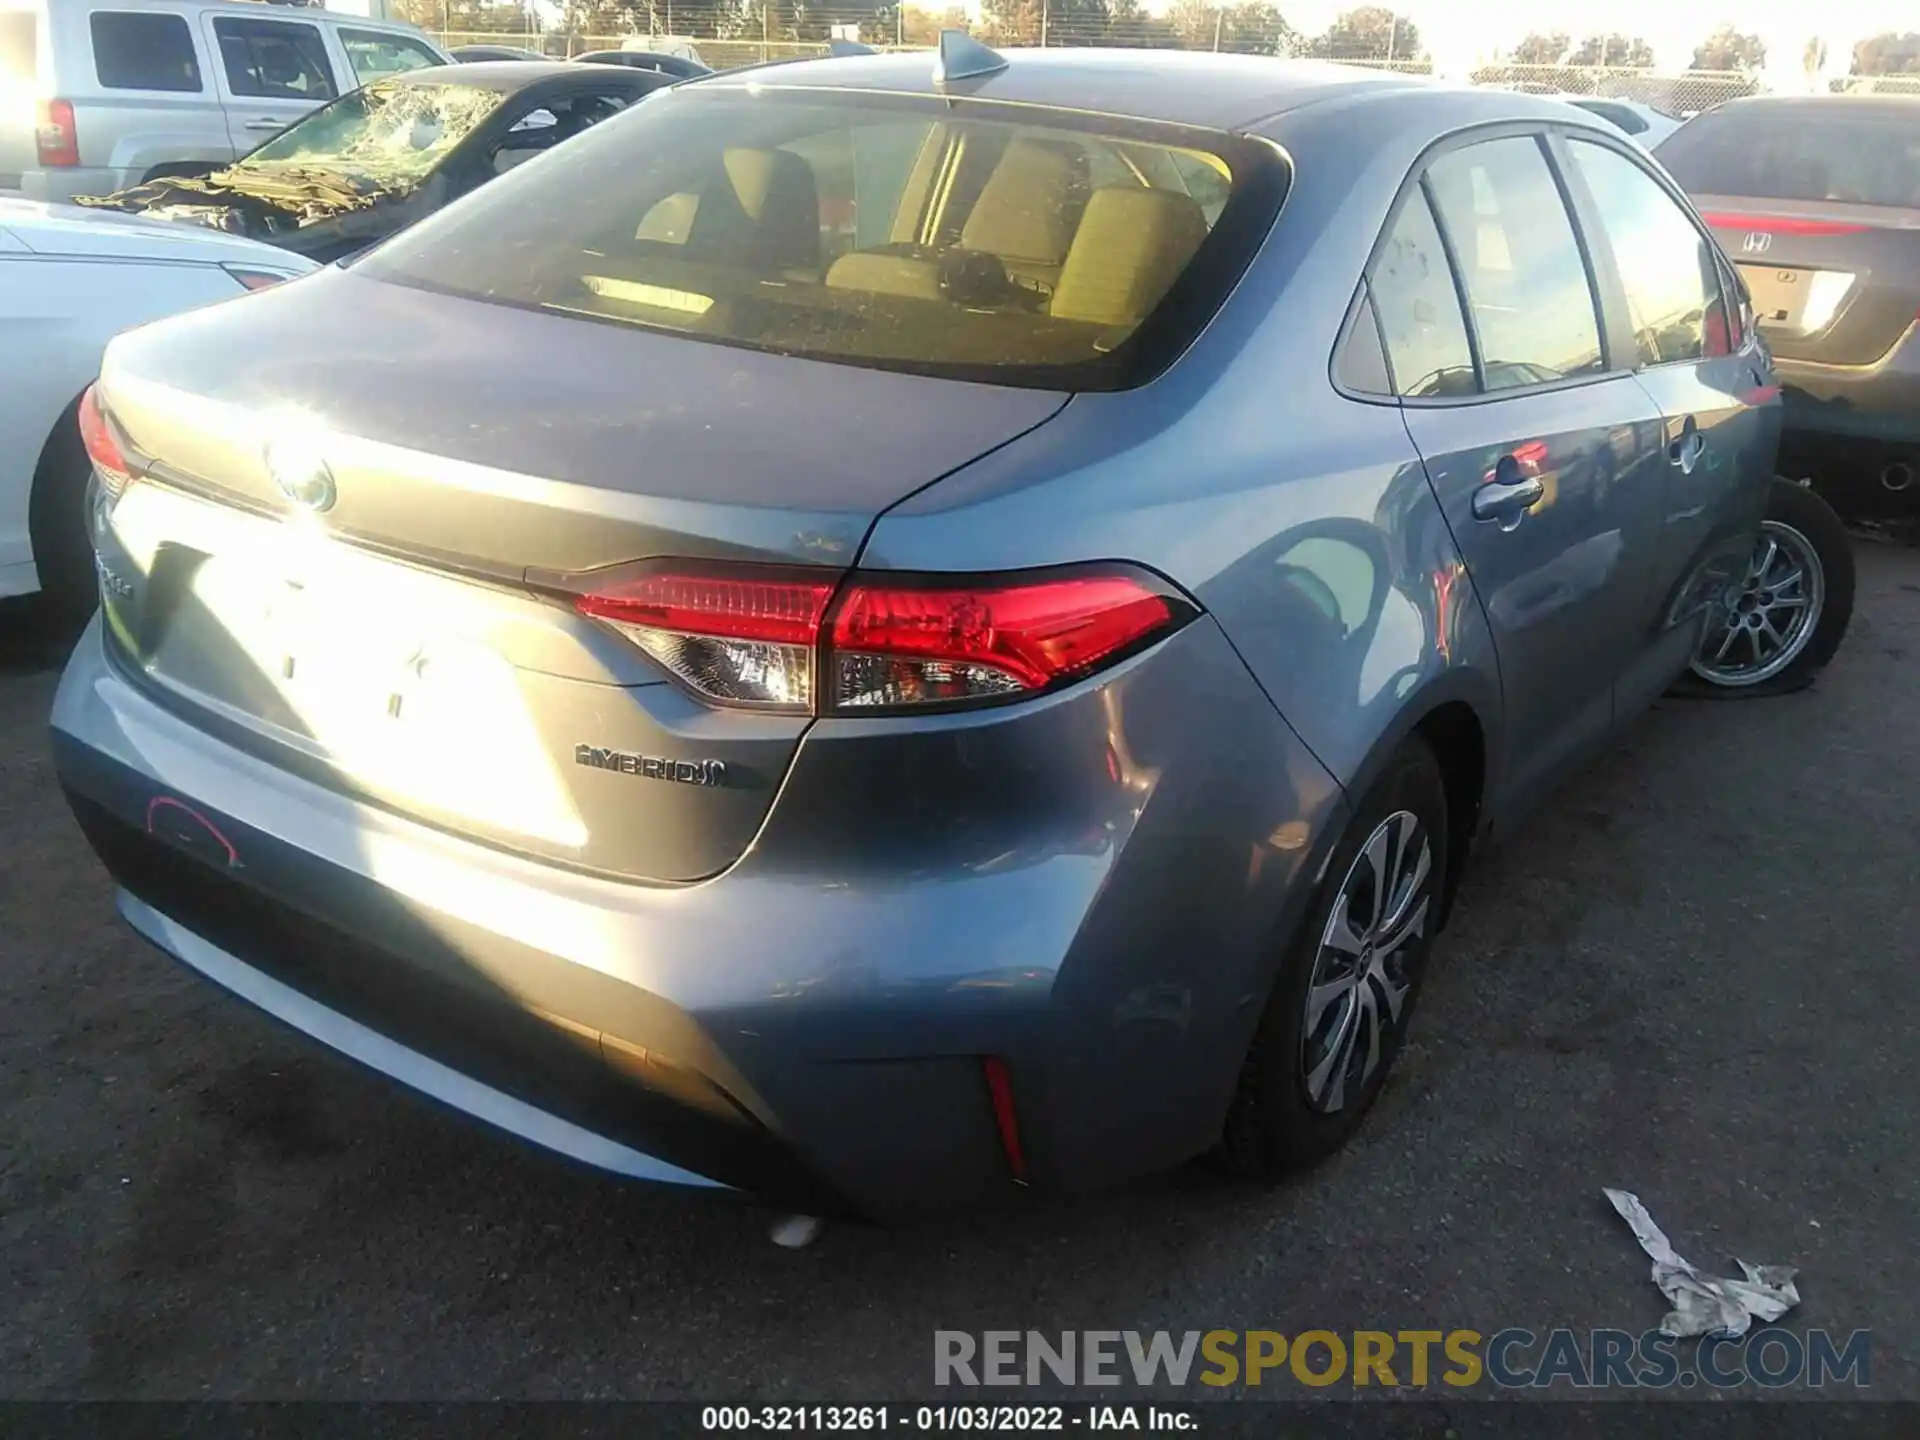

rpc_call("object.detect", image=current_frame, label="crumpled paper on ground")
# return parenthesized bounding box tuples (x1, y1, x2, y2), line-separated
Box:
(1604, 1188, 1801, 1339)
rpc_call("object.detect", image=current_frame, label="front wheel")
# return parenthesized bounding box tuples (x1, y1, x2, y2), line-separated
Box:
(1219, 736, 1449, 1177)
(1686, 477, 1855, 696)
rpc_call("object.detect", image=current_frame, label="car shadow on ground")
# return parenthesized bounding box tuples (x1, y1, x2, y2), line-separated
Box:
(0, 595, 85, 678)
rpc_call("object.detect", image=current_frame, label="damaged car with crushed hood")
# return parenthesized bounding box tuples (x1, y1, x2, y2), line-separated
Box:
(69, 63, 673, 264)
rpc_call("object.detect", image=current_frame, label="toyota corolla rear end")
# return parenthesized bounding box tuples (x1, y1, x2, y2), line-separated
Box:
(1658, 97, 1920, 499)
(51, 76, 1341, 1215)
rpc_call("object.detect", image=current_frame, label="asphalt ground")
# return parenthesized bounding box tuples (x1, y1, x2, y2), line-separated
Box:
(1, 540, 1916, 1406)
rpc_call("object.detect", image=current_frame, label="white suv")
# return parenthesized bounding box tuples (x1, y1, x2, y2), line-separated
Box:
(1, 0, 450, 203)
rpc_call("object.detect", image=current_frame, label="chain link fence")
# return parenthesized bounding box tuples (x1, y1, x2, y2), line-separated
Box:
(1461, 64, 1756, 115)
(426, 14, 1920, 111)
(435, 31, 841, 65)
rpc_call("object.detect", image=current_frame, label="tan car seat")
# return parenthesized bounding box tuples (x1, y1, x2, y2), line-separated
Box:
(958, 136, 1091, 297)
(1049, 187, 1209, 329)
(687, 147, 822, 276)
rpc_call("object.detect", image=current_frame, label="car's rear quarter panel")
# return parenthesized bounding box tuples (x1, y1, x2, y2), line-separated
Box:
(861, 92, 1510, 803)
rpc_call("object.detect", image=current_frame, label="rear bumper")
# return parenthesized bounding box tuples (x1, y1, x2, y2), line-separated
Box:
(117, 890, 726, 1190)
(1774, 324, 1920, 445)
(52, 612, 1343, 1215)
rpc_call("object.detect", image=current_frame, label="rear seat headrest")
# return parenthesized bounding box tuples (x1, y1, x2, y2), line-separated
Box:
(1048, 187, 1210, 329)
(700, 147, 821, 271)
(960, 137, 1091, 265)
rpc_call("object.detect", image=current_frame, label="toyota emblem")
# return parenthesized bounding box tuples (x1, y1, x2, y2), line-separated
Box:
(265, 434, 337, 513)
(1741, 231, 1772, 255)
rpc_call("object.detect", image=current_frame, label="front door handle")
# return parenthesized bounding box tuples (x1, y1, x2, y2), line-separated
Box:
(1472, 474, 1546, 529)
(1669, 429, 1706, 474)
(243, 118, 285, 131)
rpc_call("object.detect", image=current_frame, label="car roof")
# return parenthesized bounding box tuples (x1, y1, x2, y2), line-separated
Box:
(378, 60, 624, 93)
(1705, 93, 1920, 117)
(45, 0, 420, 23)
(694, 48, 1436, 130)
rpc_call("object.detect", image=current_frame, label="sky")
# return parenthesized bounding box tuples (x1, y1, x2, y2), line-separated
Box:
(1280, 0, 1918, 75)
(509, 0, 1917, 78)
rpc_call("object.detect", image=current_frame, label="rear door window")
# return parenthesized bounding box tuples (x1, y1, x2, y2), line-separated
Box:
(212, 17, 335, 101)
(1566, 138, 1733, 365)
(1425, 136, 1606, 390)
(90, 12, 202, 93)
(339, 28, 444, 84)
(1333, 287, 1393, 396)
(1368, 187, 1475, 398)
(489, 89, 636, 176)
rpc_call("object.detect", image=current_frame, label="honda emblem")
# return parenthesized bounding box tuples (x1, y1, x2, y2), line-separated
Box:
(1742, 231, 1773, 255)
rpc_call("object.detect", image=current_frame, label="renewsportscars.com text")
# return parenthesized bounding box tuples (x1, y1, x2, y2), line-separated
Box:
(934, 1328, 1870, 1391)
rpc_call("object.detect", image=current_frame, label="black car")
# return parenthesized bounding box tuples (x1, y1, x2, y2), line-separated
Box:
(573, 49, 712, 79)
(451, 44, 548, 62)
(73, 63, 672, 264)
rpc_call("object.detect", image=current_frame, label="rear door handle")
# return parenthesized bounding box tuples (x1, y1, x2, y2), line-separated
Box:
(1669, 429, 1705, 474)
(243, 118, 284, 131)
(1472, 474, 1546, 529)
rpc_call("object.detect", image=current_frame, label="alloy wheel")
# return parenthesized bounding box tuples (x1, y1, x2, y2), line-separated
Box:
(1300, 809, 1432, 1114)
(1691, 520, 1826, 687)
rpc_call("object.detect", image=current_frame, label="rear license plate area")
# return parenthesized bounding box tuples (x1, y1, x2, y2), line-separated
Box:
(158, 535, 517, 765)
(134, 516, 588, 845)
(1737, 264, 1809, 329)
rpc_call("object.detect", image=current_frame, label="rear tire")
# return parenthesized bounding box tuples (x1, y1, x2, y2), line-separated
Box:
(1678, 477, 1854, 698)
(26, 397, 99, 635)
(1219, 736, 1449, 1178)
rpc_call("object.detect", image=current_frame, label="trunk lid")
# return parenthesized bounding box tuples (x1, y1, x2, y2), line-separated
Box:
(1695, 196, 1920, 366)
(95, 267, 1067, 883)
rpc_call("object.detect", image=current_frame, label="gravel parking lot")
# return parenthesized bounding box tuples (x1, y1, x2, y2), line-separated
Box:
(1, 541, 1917, 1403)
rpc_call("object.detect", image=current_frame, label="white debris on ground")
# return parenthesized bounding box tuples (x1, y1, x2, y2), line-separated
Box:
(1604, 1188, 1802, 1340)
(769, 1214, 825, 1250)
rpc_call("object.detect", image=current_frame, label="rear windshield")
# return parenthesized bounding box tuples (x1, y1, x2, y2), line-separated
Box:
(1657, 107, 1920, 210)
(355, 88, 1287, 390)
(0, 12, 34, 84)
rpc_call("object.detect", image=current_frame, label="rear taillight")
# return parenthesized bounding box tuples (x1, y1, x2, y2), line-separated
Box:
(77, 384, 133, 497)
(562, 562, 1195, 715)
(35, 99, 78, 168)
(575, 568, 836, 711)
(1700, 212, 1869, 238)
(828, 573, 1181, 710)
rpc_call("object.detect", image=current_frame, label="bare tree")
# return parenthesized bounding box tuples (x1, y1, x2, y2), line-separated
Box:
(1509, 32, 1569, 65)
(1853, 32, 1920, 75)
(1308, 6, 1419, 62)
(1569, 33, 1655, 68)
(1691, 26, 1767, 72)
